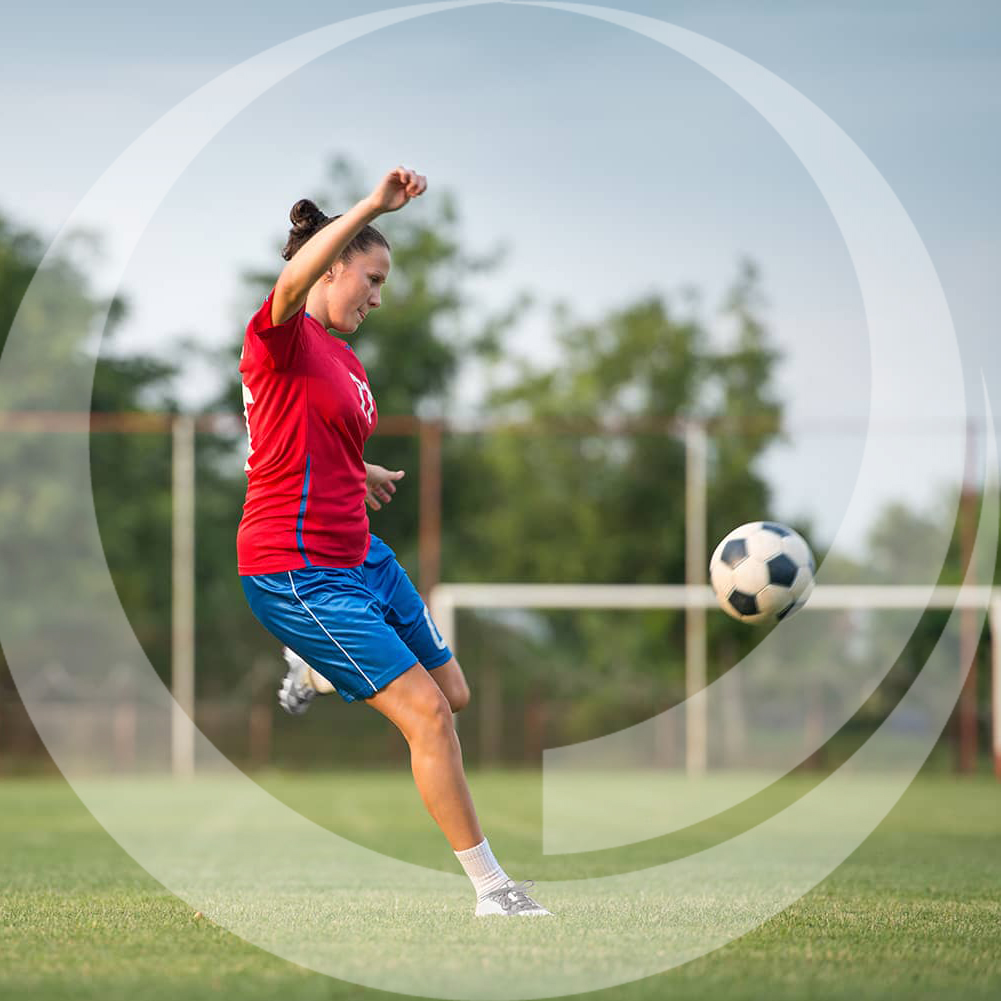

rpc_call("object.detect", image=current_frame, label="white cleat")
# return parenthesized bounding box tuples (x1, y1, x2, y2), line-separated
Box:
(277, 647, 317, 716)
(475, 880, 551, 917)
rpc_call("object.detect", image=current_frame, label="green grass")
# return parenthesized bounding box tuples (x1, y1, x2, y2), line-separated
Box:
(1, 770, 999, 1000)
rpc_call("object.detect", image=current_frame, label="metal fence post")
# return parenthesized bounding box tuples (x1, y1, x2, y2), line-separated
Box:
(685, 419, 708, 775)
(171, 415, 196, 778)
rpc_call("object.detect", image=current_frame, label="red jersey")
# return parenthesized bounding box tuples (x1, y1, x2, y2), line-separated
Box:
(236, 290, 377, 574)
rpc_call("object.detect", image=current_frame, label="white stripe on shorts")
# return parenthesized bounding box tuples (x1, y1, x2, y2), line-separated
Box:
(287, 571, 378, 694)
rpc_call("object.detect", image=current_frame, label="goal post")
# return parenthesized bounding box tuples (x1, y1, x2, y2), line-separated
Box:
(171, 415, 196, 779)
(992, 593, 1001, 779)
(428, 583, 1001, 776)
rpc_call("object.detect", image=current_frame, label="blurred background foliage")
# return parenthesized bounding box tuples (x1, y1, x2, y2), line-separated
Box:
(0, 156, 993, 769)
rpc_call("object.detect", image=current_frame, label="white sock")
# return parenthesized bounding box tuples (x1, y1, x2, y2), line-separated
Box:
(454, 838, 510, 898)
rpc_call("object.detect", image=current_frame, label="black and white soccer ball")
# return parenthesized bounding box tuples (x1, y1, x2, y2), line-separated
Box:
(709, 521, 815, 624)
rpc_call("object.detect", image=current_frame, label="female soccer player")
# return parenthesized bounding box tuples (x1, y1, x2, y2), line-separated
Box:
(237, 167, 548, 917)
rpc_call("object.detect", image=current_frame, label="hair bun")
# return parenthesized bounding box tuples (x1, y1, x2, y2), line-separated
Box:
(289, 198, 327, 231)
(281, 198, 383, 262)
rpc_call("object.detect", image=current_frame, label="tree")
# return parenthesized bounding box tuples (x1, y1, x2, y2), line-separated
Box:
(436, 263, 789, 748)
(90, 341, 180, 682)
(0, 212, 181, 688)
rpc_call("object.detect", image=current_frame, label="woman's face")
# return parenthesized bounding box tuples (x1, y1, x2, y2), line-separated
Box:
(323, 245, 391, 334)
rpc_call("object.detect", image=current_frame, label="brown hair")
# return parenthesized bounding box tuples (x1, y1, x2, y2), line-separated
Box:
(281, 198, 390, 262)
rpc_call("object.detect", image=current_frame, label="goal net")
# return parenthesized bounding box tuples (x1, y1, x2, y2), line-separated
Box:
(429, 583, 1001, 780)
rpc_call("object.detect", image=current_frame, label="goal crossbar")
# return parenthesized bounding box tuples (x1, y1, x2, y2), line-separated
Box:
(431, 584, 997, 611)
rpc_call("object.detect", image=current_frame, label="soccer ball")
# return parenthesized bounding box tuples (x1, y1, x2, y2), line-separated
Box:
(709, 521, 815, 624)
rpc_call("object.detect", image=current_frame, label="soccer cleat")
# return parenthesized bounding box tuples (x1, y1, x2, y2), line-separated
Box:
(277, 647, 317, 715)
(474, 880, 551, 917)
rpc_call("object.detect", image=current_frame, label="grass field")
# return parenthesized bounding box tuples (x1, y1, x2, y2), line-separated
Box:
(1, 768, 999, 1001)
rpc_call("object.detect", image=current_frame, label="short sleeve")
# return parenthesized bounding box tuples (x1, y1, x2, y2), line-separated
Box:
(246, 289, 305, 371)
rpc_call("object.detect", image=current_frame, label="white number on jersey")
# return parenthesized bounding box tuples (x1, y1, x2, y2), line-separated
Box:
(242, 381, 255, 472)
(349, 373, 375, 424)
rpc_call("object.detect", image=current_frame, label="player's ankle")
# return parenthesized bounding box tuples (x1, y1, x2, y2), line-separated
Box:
(455, 838, 509, 898)
(307, 667, 334, 694)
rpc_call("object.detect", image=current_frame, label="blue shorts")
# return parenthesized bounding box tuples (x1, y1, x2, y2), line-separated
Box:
(241, 535, 453, 702)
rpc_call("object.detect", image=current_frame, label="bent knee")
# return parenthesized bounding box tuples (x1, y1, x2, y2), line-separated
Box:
(447, 680, 471, 714)
(410, 688, 456, 735)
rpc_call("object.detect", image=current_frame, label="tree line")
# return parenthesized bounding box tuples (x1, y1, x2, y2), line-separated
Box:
(0, 157, 992, 766)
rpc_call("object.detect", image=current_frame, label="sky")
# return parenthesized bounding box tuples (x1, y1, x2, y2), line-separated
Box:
(1, 0, 998, 556)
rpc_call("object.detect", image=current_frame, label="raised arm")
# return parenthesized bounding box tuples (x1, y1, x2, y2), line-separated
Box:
(270, 166, 427, 326)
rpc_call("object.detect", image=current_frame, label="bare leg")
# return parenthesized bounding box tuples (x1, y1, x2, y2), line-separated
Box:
(427, 656, 471, 713)
(366, 663, 483, 851)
